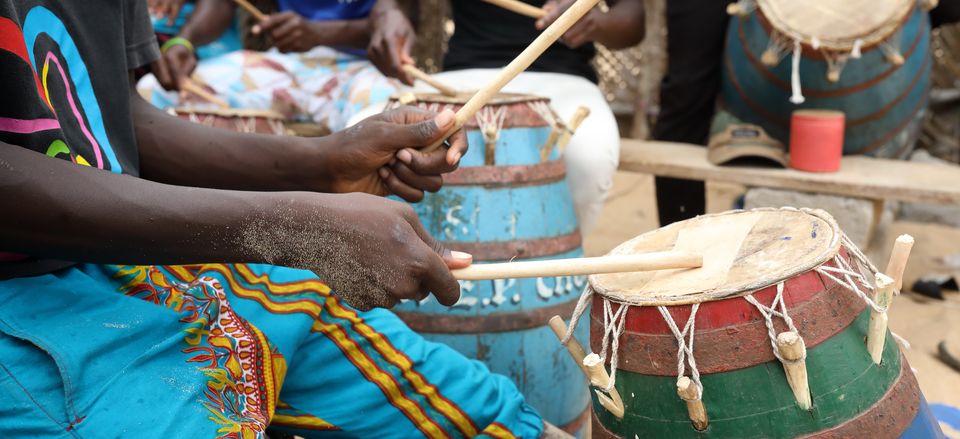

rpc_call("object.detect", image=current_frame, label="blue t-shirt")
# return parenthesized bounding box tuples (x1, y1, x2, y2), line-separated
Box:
(276, 0, 375, 21)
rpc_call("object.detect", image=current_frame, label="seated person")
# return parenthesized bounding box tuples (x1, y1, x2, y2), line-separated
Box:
(138, 0, 415, 133)
(359, 0, 645, 234)
(147, 0, 243, 60)
(0, 0, 552, 437)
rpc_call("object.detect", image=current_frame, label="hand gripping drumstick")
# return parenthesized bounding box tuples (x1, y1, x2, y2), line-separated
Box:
(548, 316, 625, 419)
(452, 251, 703, 280)
(181, 79, 230, 109)
(402, 65, 460, 97)
(422, 0, 601, 152)
(482, 0, 547, 18)
(231, 0, 266, 21)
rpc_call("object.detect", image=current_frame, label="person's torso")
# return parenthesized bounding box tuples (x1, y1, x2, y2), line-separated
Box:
(0, 0, 148, 277)
(276, 0, 376, 21)
(444, 0, 597, 82)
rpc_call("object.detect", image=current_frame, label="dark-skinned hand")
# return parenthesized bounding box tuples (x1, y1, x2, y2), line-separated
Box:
(536, 0, 604, 48)
(368, 9, 416, 85)
(152, 43, 197, 92)
(148, 0, 187, 26)
(322, 106, 467, 202)
(253, 11, 327, 53)
(286, 192, 472, 311)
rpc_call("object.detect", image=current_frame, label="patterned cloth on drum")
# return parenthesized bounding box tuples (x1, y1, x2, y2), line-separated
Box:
(569, 208, 944, 438)
(167, 108, 289, 135)
(721, 0, 932, 158)
(388, 93, 592, 437)
(137, 46, 400, 133)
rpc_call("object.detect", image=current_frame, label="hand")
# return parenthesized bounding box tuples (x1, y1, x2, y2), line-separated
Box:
(536, 0, 604, 48)
(321, 106, 467, 202)
(368, 9, 416, 85)
(152, 43, 197, 91)
(280, 192, 473, 311)
(148, 0, 187, 26)
(254, 11, 324, 53)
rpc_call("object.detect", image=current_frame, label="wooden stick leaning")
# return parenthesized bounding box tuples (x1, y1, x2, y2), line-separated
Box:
(867, 273, 895, 364)
(557, 106, 590, 154)
(452, 251, 703, 280)
(231, 0, 266, 21)
(548, 316, 625, 419)
(181, 79, 230, 109)
(402, 65, 459, 97)
(776, 331, 811, 410)
(482, 0, 547, 19)
(423, 0, 601, 152)
(885, 234, 915, 293)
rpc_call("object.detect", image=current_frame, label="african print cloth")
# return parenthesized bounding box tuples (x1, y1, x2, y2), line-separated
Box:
(137, 46, 400, 133)
(0, 263, 543, 438)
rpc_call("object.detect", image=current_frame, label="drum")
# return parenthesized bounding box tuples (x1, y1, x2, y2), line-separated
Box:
(571, 208, 943, 438)
(721, 0, 933, 157)
(168, 107, 289, 135)
(387, 92, 592, 436)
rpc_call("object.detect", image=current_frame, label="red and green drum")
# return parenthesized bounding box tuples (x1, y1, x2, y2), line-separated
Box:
(576, 208, 943, 438)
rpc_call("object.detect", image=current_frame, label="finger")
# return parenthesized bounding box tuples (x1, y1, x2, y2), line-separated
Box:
(379, 167, 425, 202)
(274, 30, 303, 52)
(536, 0, 563, 29)
(396, 36, 416, 85)
(390, 161, 443, 192)
(270, 16, 301, 42)
(167, 1, 182, 26)
(153, 59, 173, 90)
(395, 147, 456, 175)
(257, 12, 288, 34)
(562, 20, 593, 48)
(418, 249, 461, 307)
(398, 109, 456, 147)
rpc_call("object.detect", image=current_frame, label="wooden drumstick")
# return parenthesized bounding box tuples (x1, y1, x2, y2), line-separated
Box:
(557, 106, 590, 155)
(402, 65, 459, 97)
(548, 316, 625, 419)
(482, 0, 547, 19)
(867, 273, 895, 364)
(232, 0, 266, 21)
(422, 0, 601, 152)
(677, 377, 708, 431)
(181, 79, 230, 109)
(884, 234, 914, 293)
(452, 251, 703, 281)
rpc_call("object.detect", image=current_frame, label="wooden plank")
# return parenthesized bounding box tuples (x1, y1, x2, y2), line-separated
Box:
(619, 140, 960, 205)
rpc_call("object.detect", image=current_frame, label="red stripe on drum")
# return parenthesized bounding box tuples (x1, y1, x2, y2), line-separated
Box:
(443, 160, 566, 187)
(442, 231, 581, 261)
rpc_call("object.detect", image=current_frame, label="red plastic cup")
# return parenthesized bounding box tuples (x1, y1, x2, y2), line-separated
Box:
(789, 110, 845, 172)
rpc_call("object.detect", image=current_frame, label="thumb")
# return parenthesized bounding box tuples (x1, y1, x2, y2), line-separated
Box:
(402, 109, 455, 146)
(442, 250, 473, 270)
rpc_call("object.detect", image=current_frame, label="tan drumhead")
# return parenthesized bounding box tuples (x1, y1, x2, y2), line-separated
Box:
(389, 92, 549, 106)
(589, 208, 841, 306)
(171, 107, 286, 120)
(758, 0, 914, 50)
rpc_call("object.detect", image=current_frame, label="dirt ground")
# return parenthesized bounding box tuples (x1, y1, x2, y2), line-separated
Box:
(584, 171, 960, 410)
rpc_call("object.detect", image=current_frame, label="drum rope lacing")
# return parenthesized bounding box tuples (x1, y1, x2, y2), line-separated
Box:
(657, 304, 704, 399)
(475, 106, 507, 147)
(744, 283, 799, 363)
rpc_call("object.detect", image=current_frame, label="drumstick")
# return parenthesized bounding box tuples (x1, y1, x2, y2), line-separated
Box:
(181, 79, 230, 109)
(423, 0, 601, 152)
(402, 65, 459, 97)
(452, 251, 703, 280)
(231, 0, 266, 21)
(548, 316, 625, 419)
(482, 0, 547, 19)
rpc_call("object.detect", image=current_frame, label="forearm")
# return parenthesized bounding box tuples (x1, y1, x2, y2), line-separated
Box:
(594, 0, 645, 49)
(310, 18, 372, 49)
(132, 89, 332, 192)
(178, 0, 236, 46)
(0, 142, 299, 266)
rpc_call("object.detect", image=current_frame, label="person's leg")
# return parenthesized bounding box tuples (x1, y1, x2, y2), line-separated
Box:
(652, 0, 733, 226)
(157, 263, 544, 439)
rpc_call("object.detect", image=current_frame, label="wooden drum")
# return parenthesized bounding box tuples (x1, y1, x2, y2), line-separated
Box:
(168, 107, 289, 135)
(388, 92, 591, 436)
(721, 0, 932, 157)
(576, 208, 942, 438)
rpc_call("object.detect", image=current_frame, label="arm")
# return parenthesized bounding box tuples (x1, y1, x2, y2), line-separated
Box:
(153, 0, 237, 90)
(255, 12, 372, 53)
(536, 0, 645, 50)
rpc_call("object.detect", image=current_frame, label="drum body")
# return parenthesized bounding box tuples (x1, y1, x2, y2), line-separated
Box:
(389, 93, 591, 436)
(721, 0, 931, 157)
(587, 209, 943, 438)
(168, 107, 288, 135)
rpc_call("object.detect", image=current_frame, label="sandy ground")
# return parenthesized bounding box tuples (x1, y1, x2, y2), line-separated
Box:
(584, 171, 960, 409)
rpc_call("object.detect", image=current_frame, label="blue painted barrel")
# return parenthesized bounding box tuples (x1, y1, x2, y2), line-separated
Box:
(389, 93, 592, 436)
(720, 3, 930, 157)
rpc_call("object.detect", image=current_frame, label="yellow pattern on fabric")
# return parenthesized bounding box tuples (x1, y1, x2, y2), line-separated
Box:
(481, 422, 519, 439)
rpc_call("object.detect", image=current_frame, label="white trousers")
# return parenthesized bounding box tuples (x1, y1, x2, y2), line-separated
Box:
(349, 69, 620, 234)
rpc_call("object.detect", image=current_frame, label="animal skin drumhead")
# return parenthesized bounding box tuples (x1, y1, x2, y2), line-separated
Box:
(589, 208, 842, 305)
(757, 0, 914, 49)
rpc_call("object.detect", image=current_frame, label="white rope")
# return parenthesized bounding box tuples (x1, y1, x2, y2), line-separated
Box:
(475, 106, 507, 146)
(880, 27, 904, 63)
(789, 39, 806, 104)
(840, 234, 880, 275)
(744, 283, 798, 362)
(762, 31, 791, 66)
(526, 101, 558, 131)
(599, 300, 629, 392)
(811, 36, 821, 50)
(657, 304, 703, 398)
(822, 49, 851, 81)
(817, 255, 886, 313)
(851, 39, 864, 58)
(561, 285, 594, 344)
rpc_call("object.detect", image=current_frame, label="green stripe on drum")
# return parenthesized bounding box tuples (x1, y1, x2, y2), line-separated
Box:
(593, 311, 903, 438)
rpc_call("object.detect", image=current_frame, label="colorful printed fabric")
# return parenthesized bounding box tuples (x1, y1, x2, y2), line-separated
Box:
(137, 47, 400, 132)
(0, 263, 544, 438)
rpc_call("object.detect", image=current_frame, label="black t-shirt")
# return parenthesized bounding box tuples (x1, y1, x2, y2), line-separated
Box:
(0, 0, 159, 278)
(443, 0, 598, 82)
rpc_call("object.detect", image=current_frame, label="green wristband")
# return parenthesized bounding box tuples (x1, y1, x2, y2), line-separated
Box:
(161, 37, 195, 54)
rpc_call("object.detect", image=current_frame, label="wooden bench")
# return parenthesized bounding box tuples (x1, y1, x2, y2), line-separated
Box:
(618, 139, 960, 244)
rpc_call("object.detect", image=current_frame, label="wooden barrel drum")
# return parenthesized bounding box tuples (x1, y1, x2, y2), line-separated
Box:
(388, 92, 591, 436)
(579, 208, 943, 438)
(721, 0, 932, 157)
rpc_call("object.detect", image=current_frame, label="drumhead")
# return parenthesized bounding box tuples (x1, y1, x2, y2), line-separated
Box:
(589, 208, 841, 305)
(389, 92, 550, 106)
(758, 0, 914, 50)
(171, 107, 286, 120)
